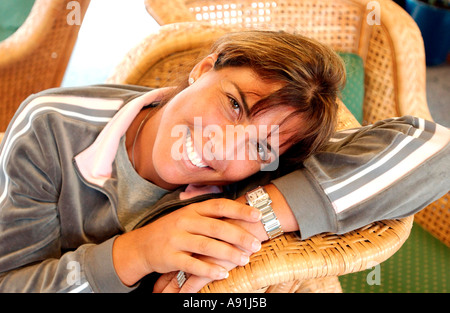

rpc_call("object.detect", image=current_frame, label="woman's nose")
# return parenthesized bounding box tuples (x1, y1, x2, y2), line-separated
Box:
(203, 127, 225, 161)
(204, 125, 253, 162)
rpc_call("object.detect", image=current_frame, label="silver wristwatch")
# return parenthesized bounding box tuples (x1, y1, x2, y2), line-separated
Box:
(245, 186, 284, 240)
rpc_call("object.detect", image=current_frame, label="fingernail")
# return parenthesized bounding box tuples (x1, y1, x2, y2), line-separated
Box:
(252, 239, 261, 252)
(218, 268, 229, 279)
(252, 209, 262, 220)
(241, 254, 250, 265)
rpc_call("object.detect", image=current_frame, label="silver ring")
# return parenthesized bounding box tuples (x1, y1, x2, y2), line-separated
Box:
(176, 270, 187, 288)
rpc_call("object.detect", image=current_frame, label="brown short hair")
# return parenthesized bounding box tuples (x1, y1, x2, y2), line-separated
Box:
(210, 30, 346, 165)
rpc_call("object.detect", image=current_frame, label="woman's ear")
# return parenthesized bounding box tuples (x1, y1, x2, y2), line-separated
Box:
(189, 53, 219, 83)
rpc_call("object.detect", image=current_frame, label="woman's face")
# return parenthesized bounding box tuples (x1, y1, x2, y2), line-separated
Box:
(149, 55, 302, 188)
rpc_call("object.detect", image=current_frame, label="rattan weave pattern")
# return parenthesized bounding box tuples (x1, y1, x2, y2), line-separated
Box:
(414, 193, 450, 247)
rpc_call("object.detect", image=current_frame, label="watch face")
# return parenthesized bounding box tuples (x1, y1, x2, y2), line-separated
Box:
(247, 188, 265, 203)
(247, 193, 257, 203)
(254, 188, 265, 198)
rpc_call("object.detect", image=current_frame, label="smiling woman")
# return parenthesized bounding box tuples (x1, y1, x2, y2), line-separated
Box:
(164, 30, 345, 166)
(0, 29, 448, 293)
(143, 62, 301, 189)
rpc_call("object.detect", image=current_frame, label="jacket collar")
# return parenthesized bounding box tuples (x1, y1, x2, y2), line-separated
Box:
(74, 91, 157, 187)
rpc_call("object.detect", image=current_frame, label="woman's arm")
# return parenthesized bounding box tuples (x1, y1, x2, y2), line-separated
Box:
(273, 116, 449, 239)
(226, 116, 449, 242)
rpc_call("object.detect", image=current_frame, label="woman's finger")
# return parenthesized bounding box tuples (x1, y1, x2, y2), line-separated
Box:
(193, 199, 261, 223)
(175, 253, 229, 282)
(179, 275, 212, 293)
(179, 234, 251, 267)
(172, 256, 235, 293)
(153, 271, 177, 293)
(181, 216, 261, 254)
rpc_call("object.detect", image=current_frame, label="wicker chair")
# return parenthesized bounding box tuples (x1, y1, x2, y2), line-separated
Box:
(107, 21, 420, 292)
(144, 0, 433, 124)
(0, 0, 91, 132)
(143, 0, 450, 281)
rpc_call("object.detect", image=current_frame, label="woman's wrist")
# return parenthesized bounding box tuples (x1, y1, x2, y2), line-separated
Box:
(112, 230, 150, 287)
(263, 184, 299, 234)
(236, 183, 299, 242)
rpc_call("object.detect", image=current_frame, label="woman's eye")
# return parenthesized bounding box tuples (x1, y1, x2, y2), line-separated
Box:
(228, 96, 241, 117)
(256, 143, 269, 162)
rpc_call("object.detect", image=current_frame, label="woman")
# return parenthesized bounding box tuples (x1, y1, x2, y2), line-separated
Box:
(0, 31, 448, 293)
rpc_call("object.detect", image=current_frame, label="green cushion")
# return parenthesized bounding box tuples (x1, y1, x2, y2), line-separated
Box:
(337, 52, 365, 124)
(339, 222, 450, 292)
(0, 0, 35, 41)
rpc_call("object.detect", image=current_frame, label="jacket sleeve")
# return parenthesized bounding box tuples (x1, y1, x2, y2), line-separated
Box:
(272, 116, 450, 239)
(0, 116, 89, 292)
(0, 87, 138, 293)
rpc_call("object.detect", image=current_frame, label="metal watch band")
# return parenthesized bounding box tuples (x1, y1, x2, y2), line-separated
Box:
(245, 186, 284, 240)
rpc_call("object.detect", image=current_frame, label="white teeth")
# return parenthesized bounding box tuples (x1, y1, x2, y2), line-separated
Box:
(186, 130, 208, 168)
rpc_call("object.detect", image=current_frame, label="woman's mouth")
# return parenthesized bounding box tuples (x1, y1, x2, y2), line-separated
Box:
(185, 129, 208, 168)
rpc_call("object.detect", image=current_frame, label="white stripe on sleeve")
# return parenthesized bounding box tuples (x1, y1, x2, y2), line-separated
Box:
(331, 120, 449, 213)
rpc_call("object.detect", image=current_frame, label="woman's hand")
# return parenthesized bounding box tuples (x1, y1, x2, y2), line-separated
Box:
(152, 184, 300, 293)
(152, 206, 268, 293)
(112, 198, 262, 286)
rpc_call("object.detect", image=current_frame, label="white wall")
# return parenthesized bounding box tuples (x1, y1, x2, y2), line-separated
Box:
(62, 0, 159, 87)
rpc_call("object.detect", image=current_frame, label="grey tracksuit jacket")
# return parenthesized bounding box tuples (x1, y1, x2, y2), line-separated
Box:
(0, 84, 448, 292)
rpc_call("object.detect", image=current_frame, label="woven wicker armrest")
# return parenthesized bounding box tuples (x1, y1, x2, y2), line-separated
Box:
(201, 216, 414, 293)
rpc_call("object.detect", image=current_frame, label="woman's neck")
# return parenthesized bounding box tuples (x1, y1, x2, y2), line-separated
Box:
(125, 106, 181, 191)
